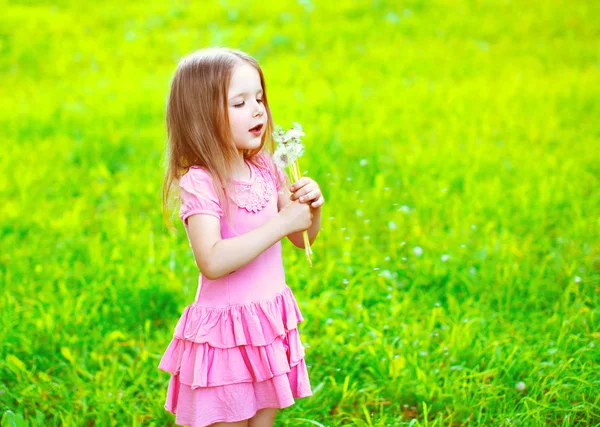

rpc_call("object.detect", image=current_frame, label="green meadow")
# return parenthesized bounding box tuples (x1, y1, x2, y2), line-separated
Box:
(1, 0, 599, 425)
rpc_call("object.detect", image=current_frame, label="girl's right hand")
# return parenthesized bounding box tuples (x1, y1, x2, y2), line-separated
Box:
(278, 199, 313, 235)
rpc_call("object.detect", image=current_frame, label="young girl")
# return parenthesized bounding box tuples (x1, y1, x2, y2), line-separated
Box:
(158, 47, 325, 427)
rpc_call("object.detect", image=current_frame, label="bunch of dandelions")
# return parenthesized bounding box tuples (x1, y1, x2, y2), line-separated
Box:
(272, 122, 313, 266)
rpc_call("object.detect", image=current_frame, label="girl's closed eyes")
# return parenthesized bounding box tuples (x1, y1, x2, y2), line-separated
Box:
(234, 99, 264, 108)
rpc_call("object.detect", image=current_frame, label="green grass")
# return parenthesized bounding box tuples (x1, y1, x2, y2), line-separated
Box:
(1, 0, 599, 425)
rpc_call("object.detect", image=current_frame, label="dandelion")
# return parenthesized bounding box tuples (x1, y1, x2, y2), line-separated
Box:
(381, 270, 394, 279)
(413, 246, 423, 256)
(272, 122, 313, 266)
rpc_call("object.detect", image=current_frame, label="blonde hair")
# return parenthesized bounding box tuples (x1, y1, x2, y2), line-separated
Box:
(161, 47, 285, 234)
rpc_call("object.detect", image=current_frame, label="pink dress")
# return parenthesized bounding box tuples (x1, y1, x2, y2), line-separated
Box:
(158, 151, 312, 427)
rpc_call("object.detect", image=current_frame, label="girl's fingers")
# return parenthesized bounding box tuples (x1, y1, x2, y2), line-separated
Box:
(311, 196, 324, 208)
(298, 190, 319, 203)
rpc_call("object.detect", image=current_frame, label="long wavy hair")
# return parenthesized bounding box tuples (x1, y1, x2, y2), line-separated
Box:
(161, 47, 286, 234)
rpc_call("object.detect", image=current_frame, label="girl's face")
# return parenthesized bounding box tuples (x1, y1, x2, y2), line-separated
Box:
(227, 62, 267, 152)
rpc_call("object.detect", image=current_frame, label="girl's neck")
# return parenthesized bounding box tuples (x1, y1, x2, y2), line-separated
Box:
(231, 154, 251, 181)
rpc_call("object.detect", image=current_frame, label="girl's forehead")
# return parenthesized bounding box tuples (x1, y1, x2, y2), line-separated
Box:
(228, 63, 262, 95)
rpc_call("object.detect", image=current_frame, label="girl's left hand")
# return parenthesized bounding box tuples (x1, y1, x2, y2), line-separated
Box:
(290, 177, 325, 209)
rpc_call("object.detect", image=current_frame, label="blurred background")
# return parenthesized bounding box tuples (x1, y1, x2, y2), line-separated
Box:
(1, 0, 599, 425)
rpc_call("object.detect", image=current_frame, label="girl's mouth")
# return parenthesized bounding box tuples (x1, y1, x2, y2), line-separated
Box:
(249, 123, 263, 135)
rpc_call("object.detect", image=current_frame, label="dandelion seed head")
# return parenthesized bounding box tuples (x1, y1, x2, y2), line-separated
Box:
(381, 270, 394, 279)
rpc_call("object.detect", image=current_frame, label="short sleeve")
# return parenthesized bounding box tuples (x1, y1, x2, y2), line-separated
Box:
(179, 167, 223, 225)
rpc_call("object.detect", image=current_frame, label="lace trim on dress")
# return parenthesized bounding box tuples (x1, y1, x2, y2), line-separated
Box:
(230, 156, 275, 213)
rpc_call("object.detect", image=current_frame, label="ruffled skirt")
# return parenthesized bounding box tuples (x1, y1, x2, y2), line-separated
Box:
(158, 285, 312, 427)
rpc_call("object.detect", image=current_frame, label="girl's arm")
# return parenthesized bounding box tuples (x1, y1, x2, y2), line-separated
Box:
(187, 213, 290, 280)
(286, 205, 321, 248)
(277, 185, 322, 248)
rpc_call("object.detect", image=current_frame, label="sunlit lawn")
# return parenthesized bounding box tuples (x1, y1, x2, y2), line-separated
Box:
(1, 0, 599, 426)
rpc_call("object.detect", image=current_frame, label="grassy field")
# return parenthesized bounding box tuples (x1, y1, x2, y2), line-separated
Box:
(1, 0, 599, 425)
